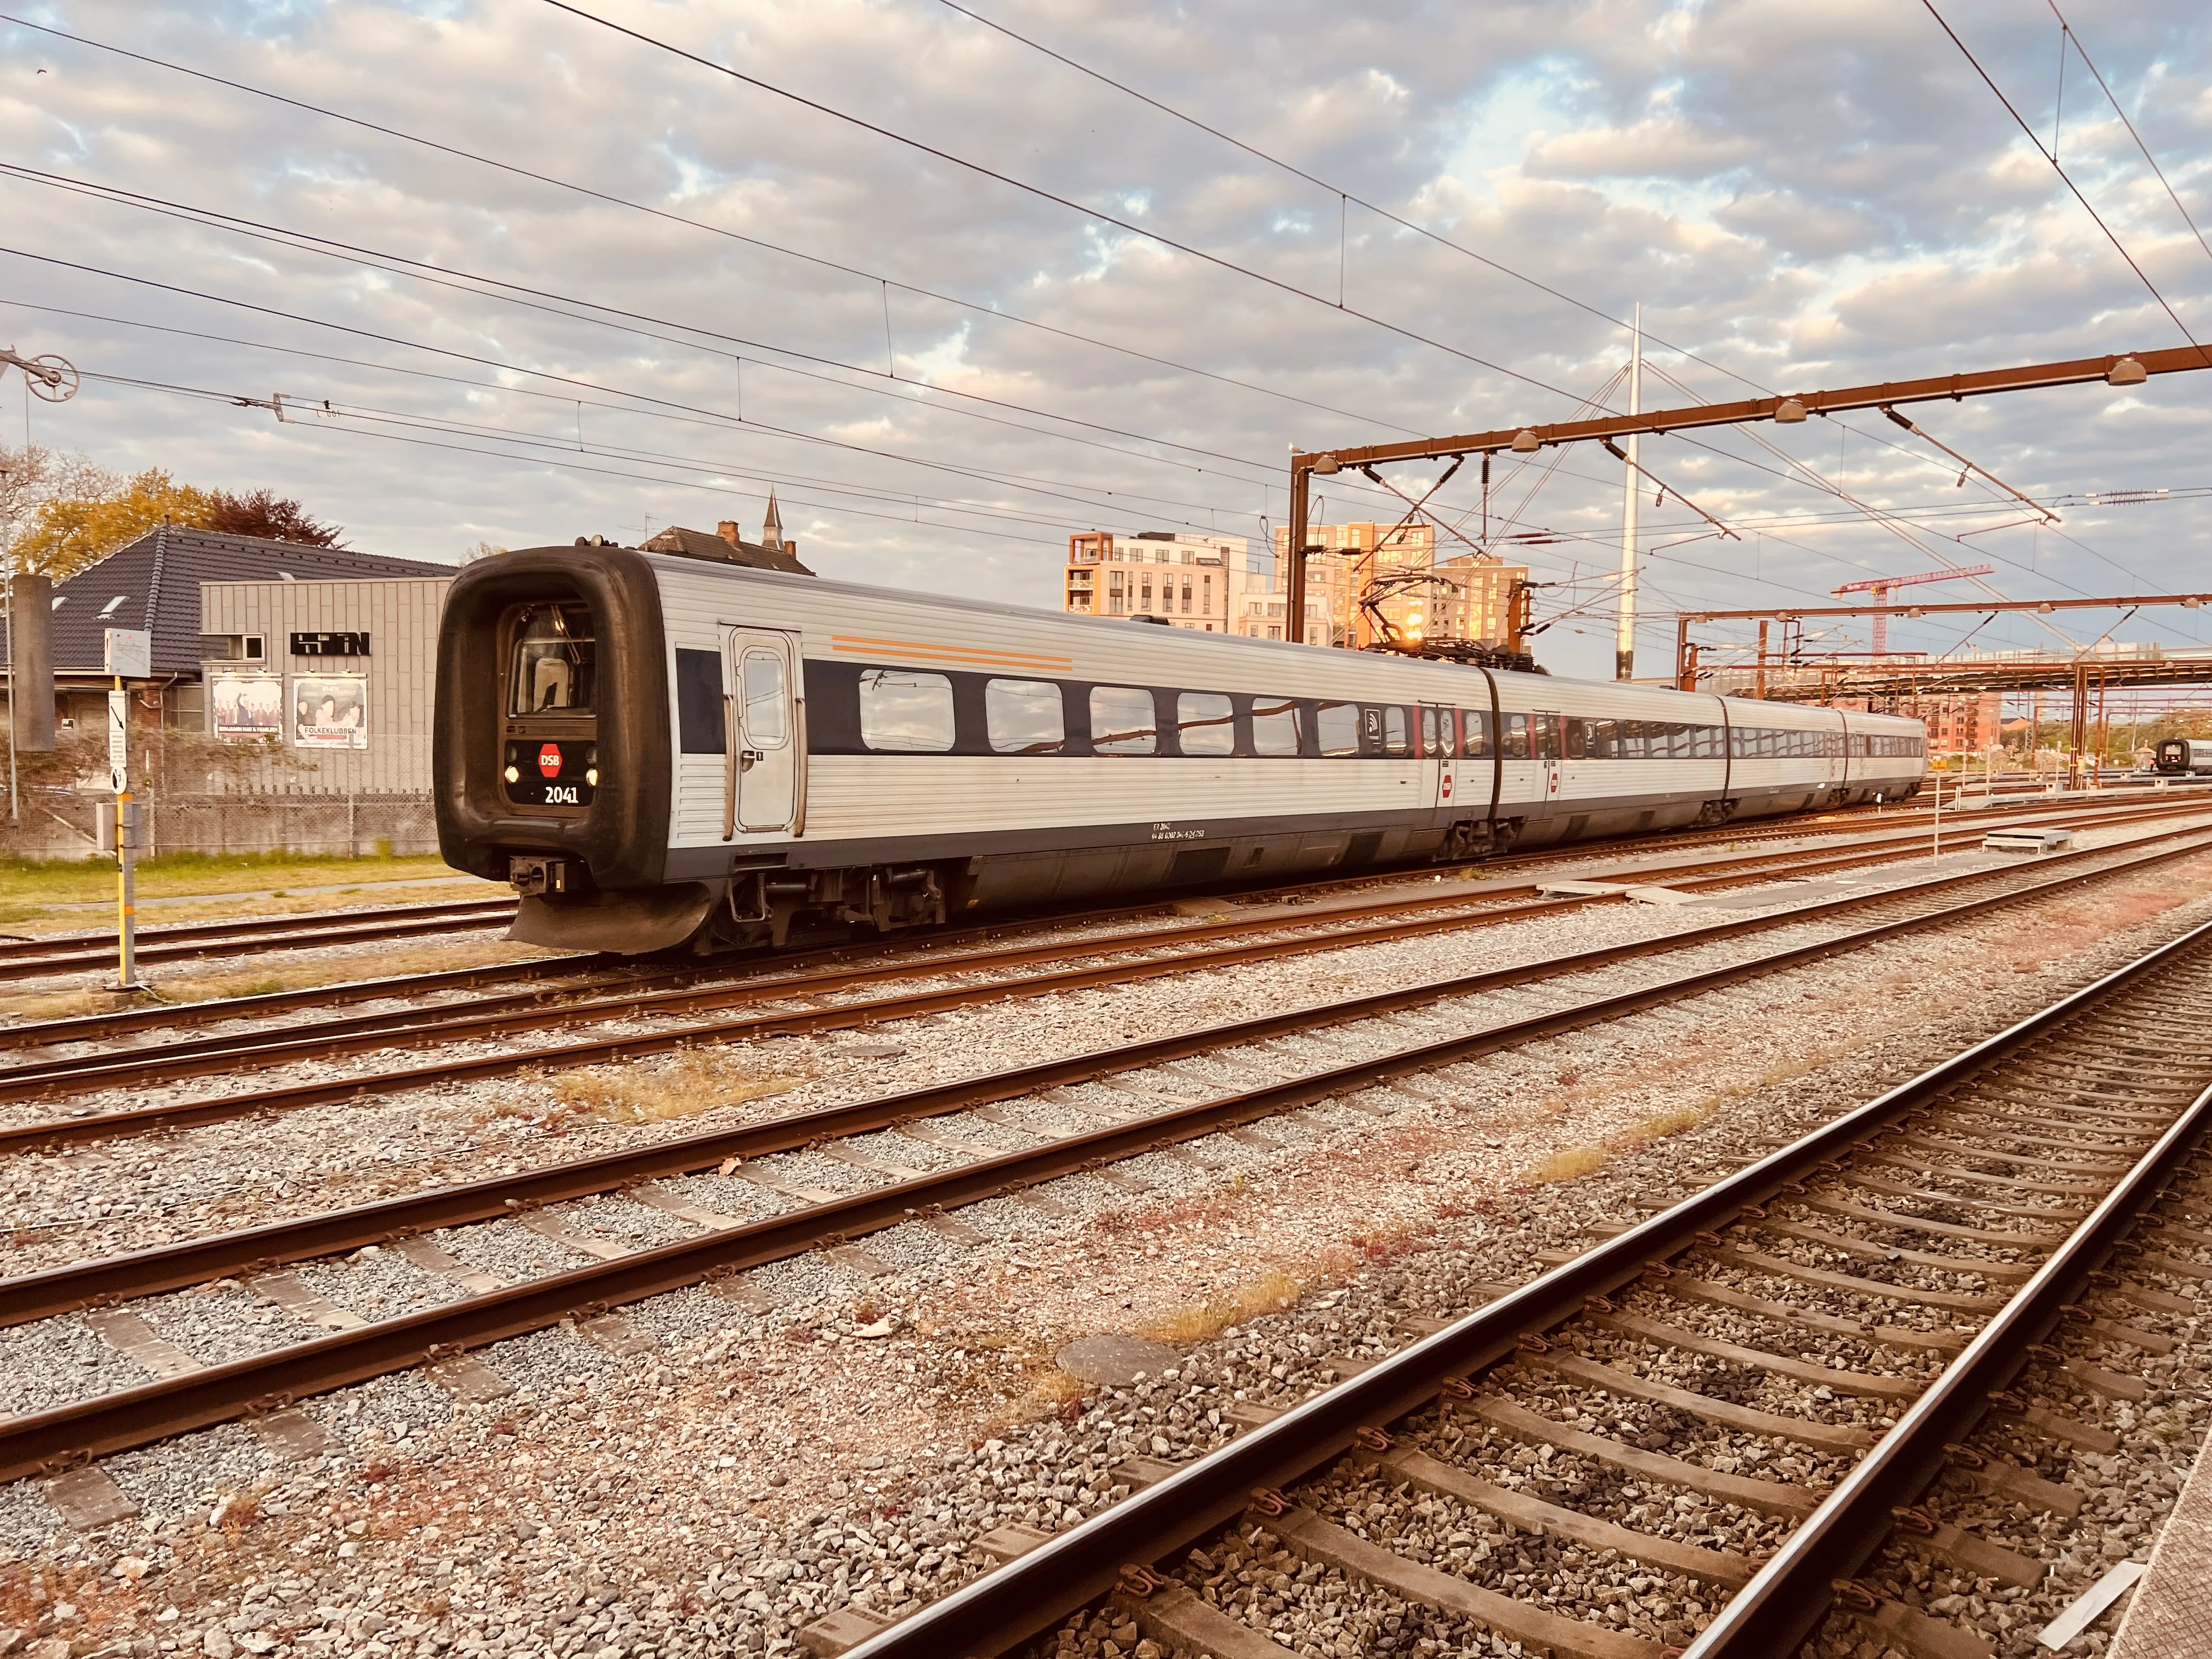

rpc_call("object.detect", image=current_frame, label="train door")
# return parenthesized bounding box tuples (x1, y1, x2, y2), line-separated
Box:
(722, 627, 799, 837)
(1533, 711, 1564, 820)
(1421, 704, 1452, 810)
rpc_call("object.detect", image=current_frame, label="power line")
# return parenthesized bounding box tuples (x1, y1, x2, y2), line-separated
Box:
(0, 10, 1434, 443)
(0, 296, 1292, 529)
(2042, 1, 2212, 268)
(538, 0, 1602, 408)
(931, 0, 1780, 402)
(0, 162, 1295, 486)
(1920, 0, 2208, 353)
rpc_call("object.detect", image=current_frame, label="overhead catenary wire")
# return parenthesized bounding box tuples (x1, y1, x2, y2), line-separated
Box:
(536, 0, 1609, 409)
(0, 163, 1294, 486)
(2042, 1, 2212, 268)
(0, 10, 1433, 443)
(1920, 0, 2210, 354)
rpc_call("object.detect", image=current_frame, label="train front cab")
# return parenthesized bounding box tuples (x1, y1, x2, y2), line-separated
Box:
(434, 543, 708, 953)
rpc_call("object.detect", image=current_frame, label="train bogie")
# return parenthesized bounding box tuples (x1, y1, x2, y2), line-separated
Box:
(435, 543, 1931, 955)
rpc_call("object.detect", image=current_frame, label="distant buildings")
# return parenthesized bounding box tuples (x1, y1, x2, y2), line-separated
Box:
(1274, 521, 1525, 652)
(1063, 521, 1527, 654)
(1063, 531, 1287, 635)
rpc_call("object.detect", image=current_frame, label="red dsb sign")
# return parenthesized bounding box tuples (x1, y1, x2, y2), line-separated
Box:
(537, 743, 563, 778)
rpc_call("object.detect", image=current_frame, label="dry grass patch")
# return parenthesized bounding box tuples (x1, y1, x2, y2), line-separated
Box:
(1140, 1267, 1307, 1347)
(550, 1047, 804, 1125)
(1526, 1144, 1612, 1183)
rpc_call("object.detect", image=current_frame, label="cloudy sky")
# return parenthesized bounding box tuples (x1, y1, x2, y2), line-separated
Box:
(3, 0, 2209, 681)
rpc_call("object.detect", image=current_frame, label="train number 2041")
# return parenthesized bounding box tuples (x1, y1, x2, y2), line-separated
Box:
(544, 786, 582, 805)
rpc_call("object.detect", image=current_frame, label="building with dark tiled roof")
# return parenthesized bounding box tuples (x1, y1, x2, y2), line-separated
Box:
(641, 494, 812, 574)
(1, 522, 452, 779)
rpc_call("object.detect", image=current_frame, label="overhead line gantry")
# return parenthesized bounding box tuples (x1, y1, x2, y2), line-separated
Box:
(1284, 343, 2212, 652)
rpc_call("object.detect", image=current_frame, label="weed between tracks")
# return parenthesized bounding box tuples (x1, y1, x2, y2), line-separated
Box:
(546, 1048, 806, 1125)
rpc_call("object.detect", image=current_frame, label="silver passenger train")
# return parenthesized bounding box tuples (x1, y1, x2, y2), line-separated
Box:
(433, 540, 1931, 954)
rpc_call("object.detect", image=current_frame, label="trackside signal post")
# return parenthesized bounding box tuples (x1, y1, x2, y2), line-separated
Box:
(103, 627, 149, 992)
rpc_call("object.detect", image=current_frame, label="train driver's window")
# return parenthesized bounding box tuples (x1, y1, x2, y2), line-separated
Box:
(1315, 702, 1360, 757)
(741, 651, 788, 748)
(674, 648, 725, 753)
(1250, 697, 1301, 756)
(1459, 709, 1491, 758)
(985, 679, 1065, 754)
(1177, 692, 1235, 756)
(859, 668, 955, 752)
(1382, 706, 1411, 757)
(1090, 686, 1158, 755)
(1502, 713, 1530, 760)
(510, 603, 596, 715)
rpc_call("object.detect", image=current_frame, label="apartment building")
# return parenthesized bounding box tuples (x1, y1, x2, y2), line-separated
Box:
(1064, 531, 1288, 635)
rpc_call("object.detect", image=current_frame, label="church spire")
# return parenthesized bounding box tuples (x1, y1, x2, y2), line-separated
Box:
(760, 490, 783, 551)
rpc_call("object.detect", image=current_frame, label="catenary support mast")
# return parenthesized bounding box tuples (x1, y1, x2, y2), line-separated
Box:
(1616, 304, 1641, 680)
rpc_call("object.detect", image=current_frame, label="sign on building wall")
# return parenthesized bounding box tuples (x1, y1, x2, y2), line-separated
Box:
(292, 674, 369, 749)
(208, 673, 285, 741)
(291, 631, 370, 657)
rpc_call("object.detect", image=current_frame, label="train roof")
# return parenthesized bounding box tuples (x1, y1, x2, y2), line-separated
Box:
(510, 543, 1925, 729)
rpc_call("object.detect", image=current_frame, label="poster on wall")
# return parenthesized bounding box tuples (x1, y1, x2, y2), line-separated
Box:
(208, 673, 285, 742)
(292, 674, 369, 749)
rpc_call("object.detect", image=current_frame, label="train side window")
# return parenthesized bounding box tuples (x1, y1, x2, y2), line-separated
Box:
(1316, 702, 1359, 757)
(1251, 697, 1301, 757)
(1530, 714, 1559, 760)
(1383, 706, 1410, 757)
(741, 651, 788, 747)
(674, 648, 725, 754)
(859, 668, 955, 752)
(1090, 685, 1158, 755)
(1617, 719, 1641, 760)
(1502, 713, 1530, 760)
(1562, 717, 1587, 760)
(1420, 707, 1441, 757)
(985, 678, 1065, 755)
(1587, 718, 1616, 759)
(1178, 692, 1236, 756)
(1459, 709, 1492, 758)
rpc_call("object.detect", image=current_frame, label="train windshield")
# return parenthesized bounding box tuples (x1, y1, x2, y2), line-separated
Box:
(511, 604, 597, 715)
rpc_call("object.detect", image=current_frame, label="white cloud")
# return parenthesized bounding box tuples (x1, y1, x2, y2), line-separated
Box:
(0, 0, 2208, 681)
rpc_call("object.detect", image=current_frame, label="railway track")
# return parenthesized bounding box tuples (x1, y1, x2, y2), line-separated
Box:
(0, 787, 2163, 1030)
(1, 820, 2205, 1500)
(833, 913, 2212, 1659)
(0, 895, 519, 982)
(7, 792, 2210, 1138)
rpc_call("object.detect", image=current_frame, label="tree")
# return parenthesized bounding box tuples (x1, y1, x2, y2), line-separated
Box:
(203, 488, 345, 548)
(12, 467, 213, 579)
(0, 445, 120, 565)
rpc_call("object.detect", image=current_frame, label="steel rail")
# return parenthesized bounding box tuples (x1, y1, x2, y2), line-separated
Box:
(1681, 1077, 2212, 1656)
(0, 793, 1961, 1049)
(5, 801, 2168, 1100)
(0, 789, 2146, 1049)
(0, 837, 2205, 1476)
(0, 900, 518, 982)
(4, 821, 2207, 1159)
(0, 894, 513, 958)
(836, 915, 2212, 1659)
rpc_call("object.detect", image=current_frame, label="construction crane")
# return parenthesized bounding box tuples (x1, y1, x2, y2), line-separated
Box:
(1831, 565, 1995, 655)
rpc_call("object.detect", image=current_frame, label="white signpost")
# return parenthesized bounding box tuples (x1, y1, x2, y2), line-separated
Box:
(104, 628, 149, 991)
